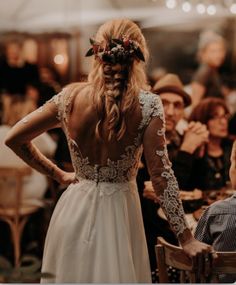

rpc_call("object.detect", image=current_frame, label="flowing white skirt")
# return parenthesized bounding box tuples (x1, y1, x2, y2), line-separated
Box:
(41, 179, 151, 283)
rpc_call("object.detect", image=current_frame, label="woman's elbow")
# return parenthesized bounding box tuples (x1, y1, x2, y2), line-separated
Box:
(5, 132, 18, 149)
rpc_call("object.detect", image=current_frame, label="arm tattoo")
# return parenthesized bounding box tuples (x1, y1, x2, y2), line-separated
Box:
(18, 143, 60, 180)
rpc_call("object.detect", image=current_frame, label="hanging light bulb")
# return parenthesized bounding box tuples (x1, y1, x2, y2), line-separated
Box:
(54, 54, 65, 65)
(196, 3, 206, 14)
(162, 0, 233, 15)
(182, 1, 192, 12)
(166, 0, 177, 9)
(230, 3, 236, 13)
(207, 4, 217, 15)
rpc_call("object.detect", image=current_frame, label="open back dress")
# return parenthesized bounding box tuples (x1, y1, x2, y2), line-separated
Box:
(40, 88, 188, 283)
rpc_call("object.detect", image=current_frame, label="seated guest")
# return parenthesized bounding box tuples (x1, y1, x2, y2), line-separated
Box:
(0, 96, 57, 259)
(138, 74, 209, 193)
(0, 96, 57, 206)
(188, 97, 232, 191)
(153, 74, 209, 188)
(0, 40, 39, 97)
(137, 73, 209, 281)
(195, 140, 236, 283)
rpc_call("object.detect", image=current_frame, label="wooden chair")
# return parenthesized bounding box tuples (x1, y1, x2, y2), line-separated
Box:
(211, 251, 236, 283)
(156, 236, 198, 283)
(156, 236, 236, 283)
(0, 167, 43, 267)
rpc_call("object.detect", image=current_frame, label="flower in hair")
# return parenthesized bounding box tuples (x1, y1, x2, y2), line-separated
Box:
(85, 36, 145, 64)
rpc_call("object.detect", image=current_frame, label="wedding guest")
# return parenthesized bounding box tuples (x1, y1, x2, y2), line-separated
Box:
(0, 40, 39, 97)
(191, 30, 226, 107)
(0, 96, 56, 205)
(188, 97, 232, 191)
(195, 140, 236, 283)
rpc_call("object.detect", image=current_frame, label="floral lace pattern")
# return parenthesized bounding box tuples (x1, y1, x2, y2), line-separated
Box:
(159, 170, 187, 236)
(49, 90, 156, 183)
(151, 96, 188, 237)
(68, 138, 143, 183)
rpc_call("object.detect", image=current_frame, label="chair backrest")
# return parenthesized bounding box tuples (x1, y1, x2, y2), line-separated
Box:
(0, 166, 31, 218)
(156, 236, 236, 283)
(211, 251, 236, 283)
(156, 236, 197, 283)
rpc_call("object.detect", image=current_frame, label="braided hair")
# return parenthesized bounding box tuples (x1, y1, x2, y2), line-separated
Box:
(86, 19, 149, 141)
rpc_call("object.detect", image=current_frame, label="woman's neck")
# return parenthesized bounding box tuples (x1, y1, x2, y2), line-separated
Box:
(208, 137, 223, 157)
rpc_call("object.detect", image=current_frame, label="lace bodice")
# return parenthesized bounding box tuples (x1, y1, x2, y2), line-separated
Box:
(49, 89, 189, 237)
(49, 90, 157, 183)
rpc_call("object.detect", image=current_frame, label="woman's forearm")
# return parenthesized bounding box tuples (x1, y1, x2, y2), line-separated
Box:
(6, 141, 65, 182)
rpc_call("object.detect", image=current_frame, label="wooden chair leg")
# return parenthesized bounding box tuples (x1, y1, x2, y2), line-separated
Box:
(9, 217, 28, 267)
(9, 222, 20, 267)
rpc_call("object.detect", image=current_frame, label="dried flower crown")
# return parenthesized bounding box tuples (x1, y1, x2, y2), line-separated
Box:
(85, 36, 145, 64)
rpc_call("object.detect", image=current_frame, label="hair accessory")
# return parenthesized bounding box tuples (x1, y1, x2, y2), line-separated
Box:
(85, 36, 145, 64)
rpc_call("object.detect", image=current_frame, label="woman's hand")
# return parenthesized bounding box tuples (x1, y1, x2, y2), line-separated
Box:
(182, 237, 214, 258)
(58, 171, 77, 186)
(181, 236, 217, 280)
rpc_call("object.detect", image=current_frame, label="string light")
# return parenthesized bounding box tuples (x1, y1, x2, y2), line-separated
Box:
(162, 0, 236, 15)
(182, 1, 192, 12)
(166, 0, 177, 9)
(207, 4, 217, 15)
(230, 3, 236, 13)
(54, 54, 65, 65)
(196, 3, 206, 14)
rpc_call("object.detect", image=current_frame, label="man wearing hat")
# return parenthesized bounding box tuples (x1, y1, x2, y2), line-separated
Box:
(139, 73, 209, 196)
(154, 73, 208, 161)
(137, 73, 209, 282)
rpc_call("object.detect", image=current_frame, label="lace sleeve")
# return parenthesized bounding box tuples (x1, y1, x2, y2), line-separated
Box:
(143, 96, 189, 238)
(47, 89, 65, 122)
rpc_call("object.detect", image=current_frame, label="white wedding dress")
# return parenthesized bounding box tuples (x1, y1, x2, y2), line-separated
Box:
(40, 89, 188, 283)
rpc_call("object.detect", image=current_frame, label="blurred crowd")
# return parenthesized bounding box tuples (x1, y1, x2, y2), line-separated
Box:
(138, 30, 236, 282)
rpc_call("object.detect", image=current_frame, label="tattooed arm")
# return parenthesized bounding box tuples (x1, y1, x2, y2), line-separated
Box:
(5, 99, 74, 184)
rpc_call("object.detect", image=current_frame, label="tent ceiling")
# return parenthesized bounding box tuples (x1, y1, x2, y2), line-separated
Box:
(0, 0, 234, 33)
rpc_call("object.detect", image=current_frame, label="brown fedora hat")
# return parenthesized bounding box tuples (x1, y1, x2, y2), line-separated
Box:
(152, 73, 192, 107)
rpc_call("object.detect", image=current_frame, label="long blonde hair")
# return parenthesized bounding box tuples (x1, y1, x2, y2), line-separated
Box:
(87, 19, 149, 141)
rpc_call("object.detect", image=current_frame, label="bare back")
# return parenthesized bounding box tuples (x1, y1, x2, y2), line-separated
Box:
(68, 86, 142, 165)
(51, 87, 159, 183)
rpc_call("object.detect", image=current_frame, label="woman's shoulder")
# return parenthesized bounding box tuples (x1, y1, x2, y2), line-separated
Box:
(139, 89, 161, 103)
(137, 90, 164, 129)
(51, 82, 90, 111)
(139, 89, 162, 111)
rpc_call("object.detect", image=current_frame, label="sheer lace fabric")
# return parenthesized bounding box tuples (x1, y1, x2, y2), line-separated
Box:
(142, 95, 188, 237)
